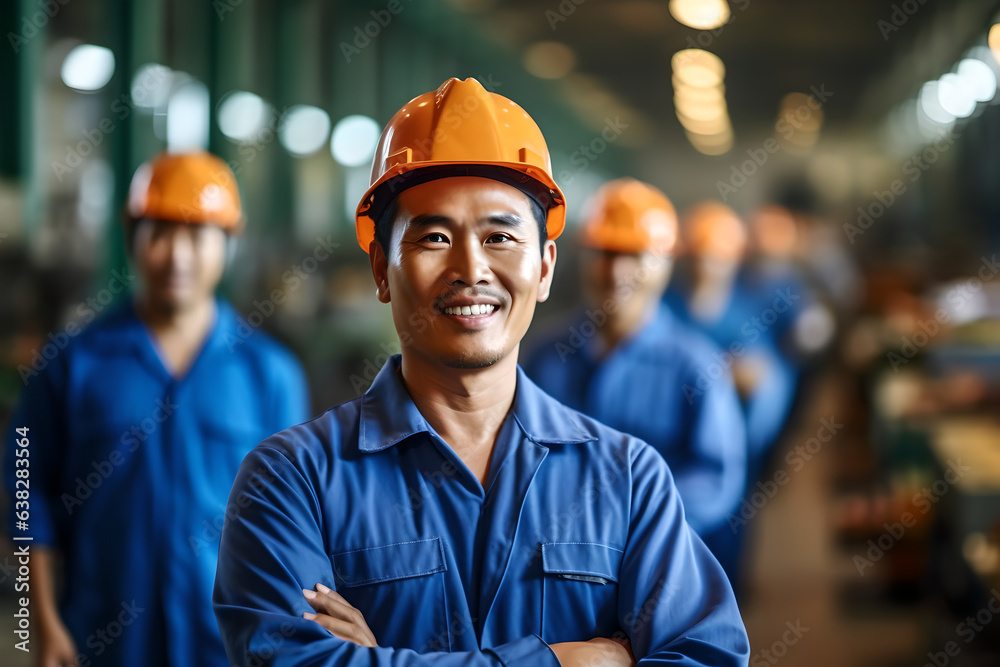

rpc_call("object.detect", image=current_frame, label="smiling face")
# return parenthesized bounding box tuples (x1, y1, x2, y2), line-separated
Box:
(370, 176, 556, 371)
(132, 218, 228, 313)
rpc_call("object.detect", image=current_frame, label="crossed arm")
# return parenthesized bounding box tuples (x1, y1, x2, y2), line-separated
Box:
(300, 583, 634, 667)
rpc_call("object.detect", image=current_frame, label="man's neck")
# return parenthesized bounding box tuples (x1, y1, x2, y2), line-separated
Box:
(135, 294, 217, 377)
(399, 351, 519, 486)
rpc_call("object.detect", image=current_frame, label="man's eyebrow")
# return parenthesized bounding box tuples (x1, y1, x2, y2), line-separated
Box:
(483, 212, 528, 228)
(406, 212, 528, 229)
(408, 213, 453, 229)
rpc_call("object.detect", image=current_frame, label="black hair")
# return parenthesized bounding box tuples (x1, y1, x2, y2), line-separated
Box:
(372, 182, 548, 255)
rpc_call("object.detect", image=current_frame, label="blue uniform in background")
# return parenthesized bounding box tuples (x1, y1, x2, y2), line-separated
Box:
(522, 305, 746, 537)
(214, 355, 749, 666)
(663, 277, 798, 473)
(4, 298, 309, 667)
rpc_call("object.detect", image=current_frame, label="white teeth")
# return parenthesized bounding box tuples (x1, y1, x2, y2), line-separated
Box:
(443, 304, 496, 316)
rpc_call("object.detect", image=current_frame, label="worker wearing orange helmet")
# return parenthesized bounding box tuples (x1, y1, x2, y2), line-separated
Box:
(664, 201, 801, 521)
(523, 178, 747, 581)
(214, 78, 748, 666)
(4, 151, 309, 667)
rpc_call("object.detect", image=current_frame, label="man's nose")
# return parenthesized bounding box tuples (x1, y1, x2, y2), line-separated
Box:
(445, 237, 491, 286)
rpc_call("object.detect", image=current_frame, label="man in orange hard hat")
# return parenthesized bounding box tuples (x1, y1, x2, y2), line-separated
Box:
(4, 151, 309, 666)
(523, 178, 748, 583)
(215, 77, 748, 666)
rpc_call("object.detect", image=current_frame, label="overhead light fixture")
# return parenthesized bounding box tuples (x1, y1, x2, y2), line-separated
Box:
(331, 115, 381, 167)
(279, 105, 332, 156)
(61, 44, 115, 91)
(669, 0, 730, 31)
(672, 48, 732, 155)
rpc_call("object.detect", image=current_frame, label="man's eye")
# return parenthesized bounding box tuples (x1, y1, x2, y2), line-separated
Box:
(486, 233, 512, 244)
(422, 233, 448, 244)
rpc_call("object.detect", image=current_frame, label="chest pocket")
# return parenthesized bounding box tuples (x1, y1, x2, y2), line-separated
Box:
(332, 538, 450, 651)
(541, 542, 623, 644)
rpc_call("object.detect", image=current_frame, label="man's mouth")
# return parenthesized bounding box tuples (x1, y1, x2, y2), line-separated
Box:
(442, 304, 497, 316)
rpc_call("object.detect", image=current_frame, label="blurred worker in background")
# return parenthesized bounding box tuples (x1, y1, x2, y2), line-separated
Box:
(214, 77, 748, 666)
(664, 202, 798, 481)
(523, 178, 747, 584)
(4, 152, 310, 667)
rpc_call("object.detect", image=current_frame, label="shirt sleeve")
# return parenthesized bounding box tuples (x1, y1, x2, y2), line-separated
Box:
(672, 369, 747, 534)
(213, 443, 560, 667)
(619, 443, 750, 666)
(4, 359, 68, 549)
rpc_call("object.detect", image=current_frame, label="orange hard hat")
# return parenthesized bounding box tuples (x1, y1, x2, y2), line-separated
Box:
(126, 151, 242, 232)
(579, 178, 678, 255)
(355, 77, 566, 253)
(683, 201, 746, 262)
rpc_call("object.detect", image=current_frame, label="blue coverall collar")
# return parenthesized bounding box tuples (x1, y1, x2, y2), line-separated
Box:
(358, 354, 597, 453)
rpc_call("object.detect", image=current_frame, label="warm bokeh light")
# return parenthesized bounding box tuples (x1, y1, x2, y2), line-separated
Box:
(669, 0, 730, 31)
(671, 49, 725, 88)
(989, 23, 1000, 64)
(523, 41, 577, 80)
(673, 48, 731, 154)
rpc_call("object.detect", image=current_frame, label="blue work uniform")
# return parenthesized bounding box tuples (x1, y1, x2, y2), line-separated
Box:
(663, 276, 798, 471)
(214, 354, 749, 666)
(522, 305, 747, 537)
(4, 297, 309, 667)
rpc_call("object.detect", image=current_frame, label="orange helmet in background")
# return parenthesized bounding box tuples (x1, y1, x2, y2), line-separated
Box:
(748, 204, 798, 259)
(126, 151, 242, 233)
(683, 201, 747, 262)
(579, 178, 678, 255)
(355, 77, 566, 253)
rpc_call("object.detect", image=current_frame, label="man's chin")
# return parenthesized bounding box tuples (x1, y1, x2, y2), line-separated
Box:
(440, 348, 506, 370)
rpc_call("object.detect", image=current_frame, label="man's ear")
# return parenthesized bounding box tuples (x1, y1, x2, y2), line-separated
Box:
(536, 239, 558, 303)
(369, 240, 391, 303)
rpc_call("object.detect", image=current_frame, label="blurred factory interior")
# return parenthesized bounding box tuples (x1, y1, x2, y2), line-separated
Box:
(3, 0, 1000, 665)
